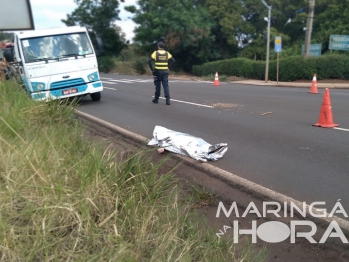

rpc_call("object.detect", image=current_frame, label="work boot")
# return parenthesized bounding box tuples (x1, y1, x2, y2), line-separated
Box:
(166, 98, 170, 105)
(152, 99, 158, 104)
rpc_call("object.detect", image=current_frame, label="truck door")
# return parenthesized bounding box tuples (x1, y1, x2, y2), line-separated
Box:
(13, 35, 27, 89)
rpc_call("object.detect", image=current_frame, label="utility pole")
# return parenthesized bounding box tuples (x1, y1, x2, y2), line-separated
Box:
(261, 0, 271, 82)
(304, 0, 315, 58)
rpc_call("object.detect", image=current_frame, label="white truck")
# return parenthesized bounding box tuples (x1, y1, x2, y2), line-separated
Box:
(4, 26, 103, 101)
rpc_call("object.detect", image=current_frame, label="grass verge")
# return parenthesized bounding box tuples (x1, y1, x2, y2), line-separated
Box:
(0, 80, 267, 261)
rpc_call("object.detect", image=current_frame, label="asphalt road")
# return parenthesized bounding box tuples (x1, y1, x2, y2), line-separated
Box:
(78, 73, 349, 215)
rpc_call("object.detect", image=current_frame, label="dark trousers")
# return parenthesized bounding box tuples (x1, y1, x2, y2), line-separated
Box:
(153, 70, 170, 100)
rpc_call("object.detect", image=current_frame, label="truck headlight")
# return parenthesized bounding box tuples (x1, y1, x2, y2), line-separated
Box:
(87, 72, 98, 82)
(31, 82, 46, 91)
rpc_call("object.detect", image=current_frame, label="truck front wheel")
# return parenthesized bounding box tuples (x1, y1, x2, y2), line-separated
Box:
(90, 92, 101, 101)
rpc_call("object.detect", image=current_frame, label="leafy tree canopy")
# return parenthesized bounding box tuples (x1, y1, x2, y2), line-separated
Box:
(65, 0, 349, 69)
(0, 32, 14, 42)
(62, 0, 126, 56)
(125, 0, 223, 71)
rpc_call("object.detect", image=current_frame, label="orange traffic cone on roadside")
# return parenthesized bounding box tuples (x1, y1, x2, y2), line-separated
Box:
(213, 72, 221, 86)
(313, 88, 339, 128)
(308, 74, 319, 94)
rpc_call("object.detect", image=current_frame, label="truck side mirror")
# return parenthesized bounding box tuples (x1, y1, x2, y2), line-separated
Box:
(94, 38, 104, 56)
(3, 48, 14, 62)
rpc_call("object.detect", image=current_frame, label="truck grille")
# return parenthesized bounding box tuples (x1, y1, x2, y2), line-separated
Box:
(50, 78, 85, 90)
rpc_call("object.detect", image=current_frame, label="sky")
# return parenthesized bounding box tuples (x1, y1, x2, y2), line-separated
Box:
(29, 0, 137, 42)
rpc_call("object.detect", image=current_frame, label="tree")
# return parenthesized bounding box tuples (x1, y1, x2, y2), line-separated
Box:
(0, 32, 14, 42)
(125, 0, 219, 71)
(312, 0, 349, 54)
(62, 0, 126, 56)
(234, 0, 312, 59)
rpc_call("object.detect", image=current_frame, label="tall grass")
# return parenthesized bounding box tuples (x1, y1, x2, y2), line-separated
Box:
(0, 80, 266, 261)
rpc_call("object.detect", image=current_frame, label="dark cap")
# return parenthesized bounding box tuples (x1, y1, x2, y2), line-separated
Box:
(157, 41, 165, 48)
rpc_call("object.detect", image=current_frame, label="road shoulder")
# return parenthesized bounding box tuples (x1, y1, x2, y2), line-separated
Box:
(78, 111, 349, 262)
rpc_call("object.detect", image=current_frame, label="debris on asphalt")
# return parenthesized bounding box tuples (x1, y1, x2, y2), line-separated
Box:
(261, 111, 273, 116)
(211, 103, 239, 108)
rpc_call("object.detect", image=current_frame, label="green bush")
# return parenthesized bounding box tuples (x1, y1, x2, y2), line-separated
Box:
(132, 56, 147, 75)
(112, 61, 134, 74)
(97, 56, 115, 73)
(117, 48, 136, 61)
(277, 56, 317, 81)
(315, 54, 347, 79)
(192, 55, 349, 81)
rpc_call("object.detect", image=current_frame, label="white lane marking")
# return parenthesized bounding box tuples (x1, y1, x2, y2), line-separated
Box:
(124, 79, 153, 83)
(156, 97, 213, 108)
(104, 87, 117, 91)
(120, 79, 152, 82)
(109, 79, 150, 82)
(134, 80, 154, 82)
(103, 78, 152, 83)
(109, 80, 134, 83)
(171, 80, 210, 83)
(334, 127, 349, 132)
(103, 81, 118, 84)
(197, 80, 214, 83)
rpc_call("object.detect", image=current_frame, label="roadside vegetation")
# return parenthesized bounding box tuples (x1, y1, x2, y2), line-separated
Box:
(97, 45, 349, 83)
(55, 0, 349, 82)
(0, 80, 268, 261)
(59, 0, 349, 75)
(97, 46, 243, 83)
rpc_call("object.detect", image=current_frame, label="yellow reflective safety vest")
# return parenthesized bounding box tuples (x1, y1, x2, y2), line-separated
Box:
(151, 50, 172, 70)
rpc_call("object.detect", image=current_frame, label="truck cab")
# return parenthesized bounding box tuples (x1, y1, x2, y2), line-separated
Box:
(10, 26, 103, 101)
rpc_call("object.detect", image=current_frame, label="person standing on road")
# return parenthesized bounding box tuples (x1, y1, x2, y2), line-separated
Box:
(148, 41, 175, 105)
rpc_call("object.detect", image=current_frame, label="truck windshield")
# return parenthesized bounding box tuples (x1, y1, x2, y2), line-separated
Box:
(21, 32, 94, 63)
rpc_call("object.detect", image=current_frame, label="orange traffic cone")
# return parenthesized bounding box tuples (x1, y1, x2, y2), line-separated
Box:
(308, 74, 319, 94)
(313, 88, 339, 128)
(213, 72, 221, 86)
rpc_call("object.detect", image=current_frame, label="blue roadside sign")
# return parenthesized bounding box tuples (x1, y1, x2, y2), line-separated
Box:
(302, 44, 322, 56)
(275, 36, 282, 53)
(329, 35, 349, 50)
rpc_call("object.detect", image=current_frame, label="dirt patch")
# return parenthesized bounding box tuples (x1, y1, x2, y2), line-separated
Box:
(80, 118, 349, 262)
(211, 103, 241, 108)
